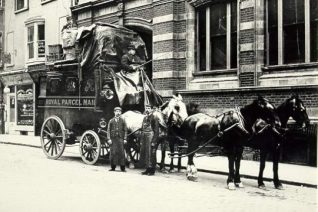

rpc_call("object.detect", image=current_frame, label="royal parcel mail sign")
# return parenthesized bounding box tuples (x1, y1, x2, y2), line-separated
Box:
(38, 97, 96, 108)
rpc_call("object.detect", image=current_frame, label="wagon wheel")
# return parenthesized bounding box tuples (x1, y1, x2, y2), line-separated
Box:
(127, 138, 141, 163)
(79, 130, 101, 165)
(40, 116, 66, 159)
(100, 141, 110, 158)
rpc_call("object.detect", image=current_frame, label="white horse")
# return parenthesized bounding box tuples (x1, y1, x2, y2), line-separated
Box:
(120, 110, 167, 168)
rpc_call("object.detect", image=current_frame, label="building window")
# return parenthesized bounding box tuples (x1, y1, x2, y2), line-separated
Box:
(197, 1, 237, 71)
(25, 20, 45, 61)
(15, 0, 28, 11)
(310, 0, 318, 62)
(27, 26, 34, 59)
(266, 0, 318, 65)
(38, 24, 45, 57)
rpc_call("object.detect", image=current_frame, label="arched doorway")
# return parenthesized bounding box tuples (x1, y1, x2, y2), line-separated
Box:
(125, 21, 153, 81)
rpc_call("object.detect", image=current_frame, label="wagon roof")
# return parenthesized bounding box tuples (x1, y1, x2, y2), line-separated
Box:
(76, 22, 147, 72)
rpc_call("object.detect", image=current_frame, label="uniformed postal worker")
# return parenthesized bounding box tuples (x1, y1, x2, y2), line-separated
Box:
(107, 107, 128, 172)
(121, 44, 145, 73)
(140, 104, 160, 176)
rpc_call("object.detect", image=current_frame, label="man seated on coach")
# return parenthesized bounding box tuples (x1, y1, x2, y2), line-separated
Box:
(121, 44, 145, 74)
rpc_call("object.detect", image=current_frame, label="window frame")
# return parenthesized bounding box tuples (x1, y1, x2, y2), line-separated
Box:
(25, 19, 46, 63)
(41, 0, 56, 5)
(15, 0, 29, 13)
(27, 25, 35, 59)
(196, 1, 238, 72)
(37, 24, 46, 58)
(266, 0, 316, 65)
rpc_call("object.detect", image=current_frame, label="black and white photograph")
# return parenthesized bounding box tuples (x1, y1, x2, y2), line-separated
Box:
(0, 0, 317, 211)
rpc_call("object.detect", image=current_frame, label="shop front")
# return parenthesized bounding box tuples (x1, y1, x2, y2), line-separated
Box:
(0, 70, 35, 135)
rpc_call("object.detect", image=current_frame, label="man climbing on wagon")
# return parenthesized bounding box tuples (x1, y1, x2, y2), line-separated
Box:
(107, 107, 128, 172)
(140, 104, 160, 176)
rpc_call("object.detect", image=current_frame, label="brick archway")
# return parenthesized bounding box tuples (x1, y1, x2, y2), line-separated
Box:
(124, 18, 153, 81)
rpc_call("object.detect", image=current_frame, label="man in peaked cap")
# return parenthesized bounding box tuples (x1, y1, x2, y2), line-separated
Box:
(107, 106, 127, 172)
(121, 44, 145, 73)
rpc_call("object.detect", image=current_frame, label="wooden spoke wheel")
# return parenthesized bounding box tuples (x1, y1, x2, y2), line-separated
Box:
(79, 130, 101, 165)
(100, 141, 110, 158)
(40, 116, 66, 159)
(127, 138, 141, 163)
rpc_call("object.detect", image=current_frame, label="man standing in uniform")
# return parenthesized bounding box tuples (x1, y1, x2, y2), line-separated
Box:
(140, 105, 160, 176)
(107, 107, 127, 172)
(121, 44, 145, 73)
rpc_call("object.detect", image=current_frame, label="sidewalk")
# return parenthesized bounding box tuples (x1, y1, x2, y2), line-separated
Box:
(0, 134, 316, 187)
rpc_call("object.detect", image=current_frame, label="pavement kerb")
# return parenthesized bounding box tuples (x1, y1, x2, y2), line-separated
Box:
(1, 138, 317, 189)
(0, 141, 41, 149)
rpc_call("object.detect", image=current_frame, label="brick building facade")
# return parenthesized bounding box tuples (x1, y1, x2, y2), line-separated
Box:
(71, 0, 317, 165)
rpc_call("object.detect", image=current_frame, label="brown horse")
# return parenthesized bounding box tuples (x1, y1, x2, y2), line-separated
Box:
(162, 94, 281, 190)
(252, 95, 310, 189)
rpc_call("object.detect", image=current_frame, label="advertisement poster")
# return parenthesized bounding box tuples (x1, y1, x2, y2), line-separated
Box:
(16, 84, 34, 126)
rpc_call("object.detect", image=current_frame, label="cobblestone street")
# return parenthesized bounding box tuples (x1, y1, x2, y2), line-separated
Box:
(0, 144, 316, 212)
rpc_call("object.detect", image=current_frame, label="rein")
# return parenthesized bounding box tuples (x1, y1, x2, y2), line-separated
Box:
(168, 123, 240, 159)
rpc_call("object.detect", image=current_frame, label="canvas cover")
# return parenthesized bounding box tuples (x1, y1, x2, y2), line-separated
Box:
(76, 23, 162, 109)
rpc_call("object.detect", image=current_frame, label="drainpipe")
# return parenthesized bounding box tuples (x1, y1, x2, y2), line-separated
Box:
(0, 81, 4, 134)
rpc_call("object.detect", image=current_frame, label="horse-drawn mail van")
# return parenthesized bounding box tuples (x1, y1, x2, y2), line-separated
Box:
(36, 23, 161, 165)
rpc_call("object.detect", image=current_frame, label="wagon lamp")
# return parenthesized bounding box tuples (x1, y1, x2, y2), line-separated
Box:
(3, 86, 10, 94)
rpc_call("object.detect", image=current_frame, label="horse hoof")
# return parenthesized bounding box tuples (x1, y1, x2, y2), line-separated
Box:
(161, 168, 169, 174)
(235, 182, 244, 188)
(228, 182, 236, 190)
(128, 163, 135, 169)
(187, 176, 194, 181)
(275, 184, 284, 190)
(258, 184, 266, 189)
(169, 169, 175, 173)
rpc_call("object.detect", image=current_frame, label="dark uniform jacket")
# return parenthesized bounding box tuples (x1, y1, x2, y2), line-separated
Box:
(106, 116, 127, 166)
(141, 113, 159, 144)
(107, 117, 127, 140)
(121, 54, 144, 73)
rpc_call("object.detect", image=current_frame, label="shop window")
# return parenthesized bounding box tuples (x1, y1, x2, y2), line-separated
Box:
(197, 1, 237, 71)
(266, 0, 318, 65)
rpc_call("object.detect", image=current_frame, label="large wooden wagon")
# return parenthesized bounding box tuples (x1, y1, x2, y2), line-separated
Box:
(36, 23, 152, 165)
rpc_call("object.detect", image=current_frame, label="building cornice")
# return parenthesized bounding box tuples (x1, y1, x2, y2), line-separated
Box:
(187, 0, 232, 7)
(71, 0, 117, 13)
(178, 84, 318, 94)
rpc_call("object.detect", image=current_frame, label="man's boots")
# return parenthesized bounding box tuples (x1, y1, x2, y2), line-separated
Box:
(147, 167, 155, 176)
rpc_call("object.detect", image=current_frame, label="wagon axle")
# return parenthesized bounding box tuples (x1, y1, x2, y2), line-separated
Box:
(47, 133, 57, 140)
